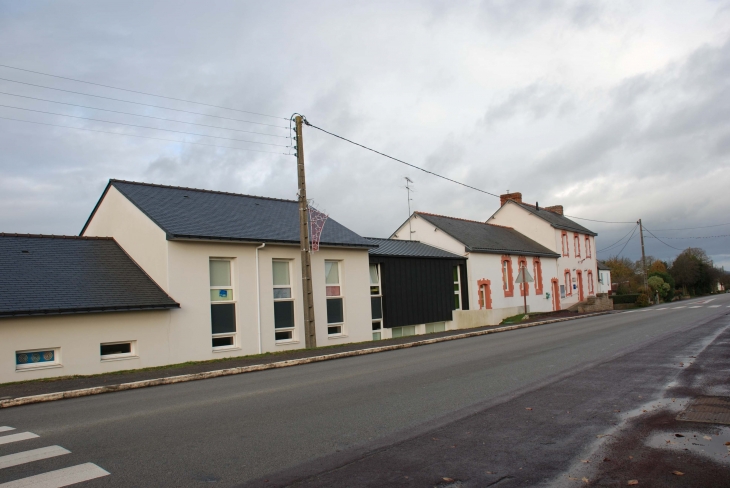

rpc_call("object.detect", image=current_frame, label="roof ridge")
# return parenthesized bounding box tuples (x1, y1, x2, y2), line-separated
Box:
(364, 236, 422, 243)
(110, 179, 298, 204)
(417, 211, 514, 229)
(0, 233, 113, 240)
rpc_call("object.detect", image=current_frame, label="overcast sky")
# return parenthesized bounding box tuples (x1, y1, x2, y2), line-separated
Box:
(1, 1, 729, 267)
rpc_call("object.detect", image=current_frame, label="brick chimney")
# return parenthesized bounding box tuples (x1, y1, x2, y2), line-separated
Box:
(544, 205, 564, 215)
(499, 192, 522, 206)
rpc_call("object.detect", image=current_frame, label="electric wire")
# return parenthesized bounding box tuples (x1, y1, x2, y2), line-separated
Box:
(563, 215, 635, 224)
(0, 64, 288, 120)
(0, 77, 289, 129)
(0, 90, 289, 138)
(597, 224, 638, 253)
(642, 227, 684, 251)
(648, 222, 730, 231)
(0, 116, 289, 155)
(0, 103, 291, 147)
(614, 225, 639, 258)
(645, 234, 730, 239)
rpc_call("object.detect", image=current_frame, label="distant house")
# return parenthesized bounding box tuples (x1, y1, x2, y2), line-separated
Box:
(597, 261, 612, 295)
(390, 212, 561, 316)
(0, 234, 178, 383)
(366, 238, 466, 339)
(487, 192, 598, 309)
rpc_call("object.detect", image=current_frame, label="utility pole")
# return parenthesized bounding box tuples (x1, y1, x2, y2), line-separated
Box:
(295, 115, 316, 348)
(638, 219, 648, 297)
(405, 177, 414, 240)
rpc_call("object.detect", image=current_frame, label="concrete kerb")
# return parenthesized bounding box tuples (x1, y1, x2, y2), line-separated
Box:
(0, 311, 612, 409)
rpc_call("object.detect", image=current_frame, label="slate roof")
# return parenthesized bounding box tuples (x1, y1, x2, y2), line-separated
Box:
(366, 238, 464, 259)
(82, 180, 373, 248)
(0, 234, 179, 317)
(415, 212, 560, 258)
(510, 201, 597, 236)
(597, 261, 611, 271)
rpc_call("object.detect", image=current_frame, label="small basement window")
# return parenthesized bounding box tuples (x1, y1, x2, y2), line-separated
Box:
(391, 325, 416, 338)
(100, 341, 136, 360)
(425, 322, 446, 334)
(16, 348, 60, 371)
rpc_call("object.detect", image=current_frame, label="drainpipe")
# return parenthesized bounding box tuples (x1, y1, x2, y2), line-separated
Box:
(256, 243, 266, 354)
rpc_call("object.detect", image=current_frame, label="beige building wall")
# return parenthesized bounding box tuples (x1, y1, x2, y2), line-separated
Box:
(390, 214, 468, 256)
(487, 202, 556, 251)
(0, 310, 173, 384)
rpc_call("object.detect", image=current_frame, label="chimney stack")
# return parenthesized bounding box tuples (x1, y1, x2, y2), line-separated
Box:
(545, 205, 564, 215)
(499, 192, 522, 206)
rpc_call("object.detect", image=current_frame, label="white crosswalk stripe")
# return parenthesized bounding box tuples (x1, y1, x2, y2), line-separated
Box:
(0, 434, 38, 446)
(673, 306, 686, 309)
(0, 463, 109, 488)
(708, 305, 721, 308)
(0, 446, 70, 470)
(689, 306, 702, 309)
(0, 427, 110, 487)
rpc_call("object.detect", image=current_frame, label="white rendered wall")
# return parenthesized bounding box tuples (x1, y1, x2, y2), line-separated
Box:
(488, 202, 557, 252)
(83, 186, 170, 292)
(0, 310, 173, 384)
(391, 214, 468, 256)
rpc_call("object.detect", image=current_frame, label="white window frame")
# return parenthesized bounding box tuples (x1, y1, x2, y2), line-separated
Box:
(454, 265, 462, 310)
(100, 341, 138, 362)
(370, 264, 383, 340)
(15, 347, 61, 371)
(210, 258, 238, 351)
(325, 260, 346, 337)
(273, 259, 297, 343)
(502, 260, 509, 291)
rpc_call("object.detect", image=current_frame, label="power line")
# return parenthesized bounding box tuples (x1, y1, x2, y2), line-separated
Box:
(614, 225, 639, 258)
(0, 103, 291, 148)
(597, 224, 638, 253)
(645, 234, 730, 240)
(0, 116, 290, 155)
(642, 227, 683, 251)
(0, 90, 289, 138)
(0, 64, 288, 120)
(649, 222, 730, 231)
(0, 77, 289, 129)
(564, 215, 635, 224)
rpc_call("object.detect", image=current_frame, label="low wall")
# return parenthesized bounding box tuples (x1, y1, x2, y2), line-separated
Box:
(451, 307, 524, 330)
(567, 293, 614, 313)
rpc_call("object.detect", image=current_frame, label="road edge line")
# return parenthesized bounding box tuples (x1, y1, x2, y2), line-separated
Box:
(0, 311, 611, 409)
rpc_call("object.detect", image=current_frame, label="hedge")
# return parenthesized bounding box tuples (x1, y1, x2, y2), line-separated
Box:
(611, 293, 640, 304)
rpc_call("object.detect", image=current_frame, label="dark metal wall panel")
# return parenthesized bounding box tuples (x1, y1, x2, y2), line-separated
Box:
(369, 256, 467, 328)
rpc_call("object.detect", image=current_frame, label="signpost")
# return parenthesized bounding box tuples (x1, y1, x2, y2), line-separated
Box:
(515, 266, 534, 315)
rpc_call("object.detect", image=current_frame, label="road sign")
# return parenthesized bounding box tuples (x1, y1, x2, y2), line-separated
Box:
(515, 268, 533, 284)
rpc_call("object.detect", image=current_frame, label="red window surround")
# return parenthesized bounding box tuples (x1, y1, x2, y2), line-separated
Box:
(585, 237, 592, 258)
(502, 256, 514, 298)
(587, 270, 594, 295)
(532, 257, 544, 295)
(564, 269, 572, 296)
(561, 231, 569, 257)
(477, 279, 492, 310)
(517, 257, 529, 297)
(574, 233, 581, 258)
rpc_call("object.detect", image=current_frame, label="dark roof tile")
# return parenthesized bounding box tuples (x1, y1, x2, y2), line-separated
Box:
(512, 202, 597, 236)
(366, 238, 463, 259)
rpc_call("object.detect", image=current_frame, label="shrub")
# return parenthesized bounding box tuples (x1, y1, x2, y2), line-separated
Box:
(611, 293, 640, 304)
(636, 293, 650, 307)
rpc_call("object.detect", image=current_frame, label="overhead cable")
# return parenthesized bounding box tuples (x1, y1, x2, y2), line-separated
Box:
(0, 116, 289, 155)
(614, 225, 639, 258)
(642, 227, 683, 251)
(0, 77, 288, 129)
(0, 64, 288, 120)
(649, 222, 730, 231)
(0, 103, 291, 147)
(597, 224, 638, 253)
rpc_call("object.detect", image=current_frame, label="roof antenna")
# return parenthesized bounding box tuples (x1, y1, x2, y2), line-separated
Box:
(536, 201, 539, 211)
(405, 177, 415, 240)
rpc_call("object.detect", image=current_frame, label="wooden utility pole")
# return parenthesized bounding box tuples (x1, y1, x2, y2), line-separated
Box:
(295, 115, 316, 348)
(638, 219, 648, 296)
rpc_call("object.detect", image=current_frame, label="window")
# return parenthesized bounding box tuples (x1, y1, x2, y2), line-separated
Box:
(273, 260, 296, 342)
(585, 237, 592, 258)
(391, 325, 416, 338)
(100, 341, 136, 361)
(325, 261, 345, 336)
(502, 256, 514, 297)
(574, 234, 581, 258)
(560, 284, 566, 299)
(502, 261, 509, 290)
(517, 258, 529, 297)
(562, 232, 570, 257)
(453, 266, 461, 310)
(533, 258, 543, 295)
(16, 348, 60, 371)
(370, 264, 383, 340)
(426, 322, 446, 334)
(587, 271, 594, 295)
(210, 259, 236, 349)
(477, 279, 492, 310)
(564, 270, 572, 296)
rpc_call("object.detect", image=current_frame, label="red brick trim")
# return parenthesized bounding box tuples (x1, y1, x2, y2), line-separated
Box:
(477, 279, 492, 310)
(551, 278, 561, 311)
(576, 269, 584, 301)
(574, 233, 581, 258)
(587, 270, 594, 295)
(561, 231, 569, 257)
(564, 268, 572, 296)
(532, 257, 543, 295)
(517, 256, 529, 297)
(502, 255, 514, 298)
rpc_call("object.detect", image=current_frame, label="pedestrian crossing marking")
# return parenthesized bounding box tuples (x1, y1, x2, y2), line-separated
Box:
(0, 433, 38, 446)
(0, 446, 70, 470)
(688, 306, 702, 309)
(655, 308, 667, 310)
(708, 305, 721, 308)
(0, 463, 109, 488)
(673, 306, 686, 309)
(0, 428, 14, 434)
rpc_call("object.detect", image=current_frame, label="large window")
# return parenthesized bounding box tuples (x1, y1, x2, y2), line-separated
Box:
(453, 266, 461, 310)
(210, 259, 236, 349)
(564, 270, 572, 297)
(533, 258, 543, 295)
(574, 234, 581, 258)
(502, 257, 514, 297)
(273, 260, 295, 342)
(16, 348, 60, 371)
(325, 261, 345, 336)
(370, 264, 383, 340)
(585, 237, 592, 258)
(562, 232, 569, 257)
(587, 270, 594, 295)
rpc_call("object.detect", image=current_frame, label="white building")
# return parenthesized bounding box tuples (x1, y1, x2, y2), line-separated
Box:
(391, 211, 561, 315)
(597, 262, 612, 295)
(0, 180, 375, 383)
(487, 193, 599, 309)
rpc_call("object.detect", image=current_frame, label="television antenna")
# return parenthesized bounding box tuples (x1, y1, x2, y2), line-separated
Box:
(405, 177, 415, 240)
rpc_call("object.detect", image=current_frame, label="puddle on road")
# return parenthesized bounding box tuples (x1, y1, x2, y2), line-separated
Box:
(645, 427, 730, 465)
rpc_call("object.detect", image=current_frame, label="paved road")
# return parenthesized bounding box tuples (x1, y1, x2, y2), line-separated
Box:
(1, 295, 729, 487)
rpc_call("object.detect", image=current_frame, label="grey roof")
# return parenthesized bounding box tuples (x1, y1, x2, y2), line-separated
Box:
(597, 261, 611, 270)
(0, 234, 179, 317)
(510, 201, 597, 236)
(366, 238, 464, 259)
(415, 213, 560, 258)
(82, 180, 373, 248)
